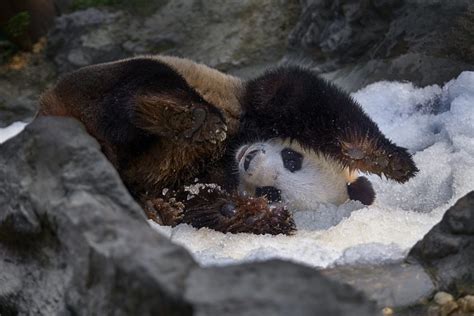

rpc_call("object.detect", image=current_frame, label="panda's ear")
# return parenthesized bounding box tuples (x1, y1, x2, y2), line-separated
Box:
(347, 176, 375, 206)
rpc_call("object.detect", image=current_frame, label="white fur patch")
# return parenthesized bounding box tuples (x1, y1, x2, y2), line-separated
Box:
(236, 139, 355, 211)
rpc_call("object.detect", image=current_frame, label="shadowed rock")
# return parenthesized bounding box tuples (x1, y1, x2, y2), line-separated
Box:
(289, 0, 474, 91)
(408, 191, 474, 295)
(0, 116, 195, 315)
(322, 262, 435, 309)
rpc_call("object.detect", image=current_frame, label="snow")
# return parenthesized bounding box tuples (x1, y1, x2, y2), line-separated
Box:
(150, 71, 474, 268)
(1, 72, 473, 269)
(0, 121, 27, 144)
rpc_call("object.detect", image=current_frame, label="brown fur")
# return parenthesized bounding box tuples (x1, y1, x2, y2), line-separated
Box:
(152, 55, 243, 134)
(38, 56, 415, 235)
(38, 57, 229, 197)
(144, 185, 296, 235)
(37, 55, 295, 235)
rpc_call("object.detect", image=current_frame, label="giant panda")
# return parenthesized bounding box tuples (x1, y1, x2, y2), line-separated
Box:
(38, 55, 417, 235)
(235, 139, 375, 210)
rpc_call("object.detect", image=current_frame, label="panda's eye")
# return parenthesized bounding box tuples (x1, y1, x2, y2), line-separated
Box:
(256, 186, 281, 203)
(281, 148, 303, 172)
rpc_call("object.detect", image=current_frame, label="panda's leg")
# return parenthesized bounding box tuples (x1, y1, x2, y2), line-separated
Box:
(337, 131, 418, 183)
(141, 191, 296, 235)
(133, 94, 227, 144)
(347, 176, 375, 206)
(182, 194, 296, 235)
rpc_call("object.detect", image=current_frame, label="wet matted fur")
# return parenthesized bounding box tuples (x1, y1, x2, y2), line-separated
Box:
(38, 56, 417, 235)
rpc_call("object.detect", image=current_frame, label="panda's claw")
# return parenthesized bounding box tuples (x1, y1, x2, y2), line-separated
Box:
(183, 196, 295, 235)
(180, 105, 227, 144)
(143, 198, 184, 226)
(182, 108, 208, 139)
(383, 148, 418, 183)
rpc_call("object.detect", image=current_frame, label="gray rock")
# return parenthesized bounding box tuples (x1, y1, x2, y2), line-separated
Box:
(288, 0, 474, 90)
(0, 117, 195, 315)
(187, 260, 378, 316)
(46, 0, 300, 74)
(289, 0, 399, 69)
(0, 117, 377, 315)
(408, 191, 474, 295)
(47, 8, 130, 73)
(322, 262, 435, 308)
(323, 53, 473, 92)
(0, 54, 56, 127)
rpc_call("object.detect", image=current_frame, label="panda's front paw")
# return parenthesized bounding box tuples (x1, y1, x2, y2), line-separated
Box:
(183, 196, 296, 235)
(340, 139, 418, 183)
(182, 106, 227, 144)
(385, 147, 419, 183)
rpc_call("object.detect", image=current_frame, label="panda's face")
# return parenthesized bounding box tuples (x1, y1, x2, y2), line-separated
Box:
(235, 139, 355, 211)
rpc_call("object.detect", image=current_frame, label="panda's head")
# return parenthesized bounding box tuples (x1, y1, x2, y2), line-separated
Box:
(235, 139, 375, 211)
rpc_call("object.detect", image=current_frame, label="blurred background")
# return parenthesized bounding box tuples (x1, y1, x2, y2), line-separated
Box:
(0, 0, 473, 128)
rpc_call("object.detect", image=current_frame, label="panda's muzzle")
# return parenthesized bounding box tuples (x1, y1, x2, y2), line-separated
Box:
(244, 149, 260, 171)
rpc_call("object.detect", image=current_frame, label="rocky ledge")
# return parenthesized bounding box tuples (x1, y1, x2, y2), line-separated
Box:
(408, 190, 474, 296)
(0, 117, 377, 315)
(321, 192, 474, 315)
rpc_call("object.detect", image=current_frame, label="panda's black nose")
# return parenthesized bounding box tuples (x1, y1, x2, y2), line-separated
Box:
(244, 150, 260, 171)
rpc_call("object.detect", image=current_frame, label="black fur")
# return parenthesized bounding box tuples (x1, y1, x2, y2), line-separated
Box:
(347, 176, 376, 206)
(239, 66, 418, 183)
(42, 58, 418, 235)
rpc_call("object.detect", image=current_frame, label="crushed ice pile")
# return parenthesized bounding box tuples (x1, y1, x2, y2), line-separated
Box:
(151, 71, 474, 268)
(1, 72, 473, 269)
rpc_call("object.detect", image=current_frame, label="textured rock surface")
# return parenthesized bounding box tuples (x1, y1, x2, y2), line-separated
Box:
(0, 117, 377, 315)
(0, 53, 56, 127)
(408, 191, 474, 296)
(47, 0, 300, 74)
(323, 262, 435, 308)
(0, 117, 195, 315)
(187, 260, 377, 316)
(289, 0, 474, 91)
(322, 54, 473, 92)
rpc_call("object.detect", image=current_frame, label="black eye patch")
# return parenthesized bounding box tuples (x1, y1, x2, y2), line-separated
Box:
(255, 186, 282, 203)
(281, 148, 303, 172)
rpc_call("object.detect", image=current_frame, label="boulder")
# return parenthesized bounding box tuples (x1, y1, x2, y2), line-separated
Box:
(322, 262, 435, 308)
(0, 116, 377, 315)
(408, 191, 474, 295)
(289, 0, 474, 91)
(187, 260, 377, 316)
(0, 52, 55, 127)
(46, 0, 300, 74)
(0, 117, 195, 315)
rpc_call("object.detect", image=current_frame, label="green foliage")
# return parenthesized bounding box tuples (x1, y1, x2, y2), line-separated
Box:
(4, 11, 30, 39)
